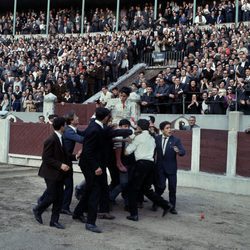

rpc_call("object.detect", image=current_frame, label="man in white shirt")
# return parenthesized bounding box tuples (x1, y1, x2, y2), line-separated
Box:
(99, 86, 112, 106)
(125, 119, 172, 221)
(194, 12, 207, 25)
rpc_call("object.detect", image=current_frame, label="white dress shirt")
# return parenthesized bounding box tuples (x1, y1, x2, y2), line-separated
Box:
(100, 91, 112, 105)
(126, 130, 155, 162)
(55, 131, 63, 146)
(69, 125, 77, 133)
(162, 136, 169, 155)
(95, 120, 104, 129)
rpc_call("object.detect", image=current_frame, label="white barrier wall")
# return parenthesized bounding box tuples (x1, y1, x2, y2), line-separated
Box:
(141, 112, 249, 131)
(0, 119, 10, 164)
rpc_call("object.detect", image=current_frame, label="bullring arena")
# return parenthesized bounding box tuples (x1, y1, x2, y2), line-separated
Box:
(0, 0, 250, 249)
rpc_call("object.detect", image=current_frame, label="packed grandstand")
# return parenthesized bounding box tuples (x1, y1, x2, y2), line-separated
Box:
(0, 0, 250, 115)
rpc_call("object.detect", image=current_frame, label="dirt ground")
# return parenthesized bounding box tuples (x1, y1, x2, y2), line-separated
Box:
(0, 164, 250, 250)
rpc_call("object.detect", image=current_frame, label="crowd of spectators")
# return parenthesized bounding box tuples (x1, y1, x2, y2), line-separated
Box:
(1, 1, 250, 35)
(98, 19, 250, 115)
(0, 1, 250, 115)
(1, 22, 250, 114)
(0, 31, 149, 112)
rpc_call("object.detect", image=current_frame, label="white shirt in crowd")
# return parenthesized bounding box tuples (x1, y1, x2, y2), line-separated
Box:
(194, 15, 207, 25)
(242, 3, 250, 12)
(202, 100, 209, 114)
(121, 59, 129, 69)
(125, 130, 156, 162)
(106, 98, 133, 124)
(100, 91, 112, 105)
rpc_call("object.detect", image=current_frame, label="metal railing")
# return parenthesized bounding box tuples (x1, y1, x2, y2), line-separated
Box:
(141, 94, 250, 115)
(142, 51, 185, 68)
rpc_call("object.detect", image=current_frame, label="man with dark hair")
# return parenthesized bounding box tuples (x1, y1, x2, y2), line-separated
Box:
(48, 114, 58, 124)
(125, 119, 172, 221)
(148, 115, 159, 137)
(73, 107, 111, 233)
(59, 112, 85, 215)
(33, 117, 79, 229)
(154, 121, 185, 214)
(109, 119, 132, 205)
(111, 87, 119, 98)
(38, 115, 45, 123)
(37, 112, 84, 215)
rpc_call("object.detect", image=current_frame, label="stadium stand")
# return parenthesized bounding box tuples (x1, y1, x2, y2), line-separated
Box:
(0, 0, 250, 115)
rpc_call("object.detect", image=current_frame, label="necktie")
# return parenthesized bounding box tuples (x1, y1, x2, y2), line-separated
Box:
(162, 137, 167, 154)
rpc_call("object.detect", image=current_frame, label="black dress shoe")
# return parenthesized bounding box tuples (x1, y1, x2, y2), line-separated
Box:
(32, 207, 43, 224)
(50, 221, 65, 229)
(60, 209, 73, 215)
(126, 215, 139, 221)
(72, 214, 87, 223)
(85, 223, 102, 233)
(162, 204, 173, 217)
(170, 208, 178, 214)
(98, 213, 115, 220)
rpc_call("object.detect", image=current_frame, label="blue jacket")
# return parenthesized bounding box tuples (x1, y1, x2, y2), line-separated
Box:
(63, 126, 85, 154)
(155, 135, 185, 174)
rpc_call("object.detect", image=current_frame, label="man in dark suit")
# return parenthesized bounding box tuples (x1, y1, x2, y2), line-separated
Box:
(73, 107, 111, 233)
(33, 117, 79, 229)
(109, 46, 122, 82)
(168, 77, 185, 114)
(141, 85, 157, 113)
(37, 112, 85, 216)
(136, 31, 146, 63)
(61, 112, 85, 214)
(154, 121, 185, 214)
(206, 87, 226, 114)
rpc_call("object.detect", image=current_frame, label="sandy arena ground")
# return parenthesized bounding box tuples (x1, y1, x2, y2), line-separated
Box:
(0, 164, 249, 250)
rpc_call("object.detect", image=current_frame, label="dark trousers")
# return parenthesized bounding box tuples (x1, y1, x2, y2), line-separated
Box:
(107, 153, 120, 189)
(155, 168, 177, 208)
(62, 175, 73, 210)
(98, 170, 110, 213)
(74, 167, 108, 225)
(36, 178, 64, 223)
(128, 160, 170, 216)
(111, 64, 119, 82)
(38, 174, 73, 211)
